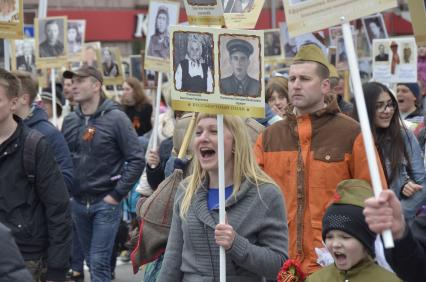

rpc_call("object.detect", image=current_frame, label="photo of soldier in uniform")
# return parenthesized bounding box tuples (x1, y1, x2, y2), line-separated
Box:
(374, 43, 389, 62)
(222, 0, 254, 13)
(14, 39, 36, 75)
(173, 32, 214, 93)
(37, 18, 66, 58)
(264, 30, 282, 57)
(219, 35, 261, 97)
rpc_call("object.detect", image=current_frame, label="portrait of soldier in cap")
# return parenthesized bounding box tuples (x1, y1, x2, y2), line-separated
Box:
(147, 5, 170, 59)
(174, 32, 214, 93)
(219, 37, 261, 97)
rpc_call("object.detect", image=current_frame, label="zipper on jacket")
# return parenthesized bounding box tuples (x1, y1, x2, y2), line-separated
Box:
(296, 136, 305, 256)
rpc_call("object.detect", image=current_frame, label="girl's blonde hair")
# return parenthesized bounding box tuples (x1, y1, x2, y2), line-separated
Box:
(180, 113, 276, 217)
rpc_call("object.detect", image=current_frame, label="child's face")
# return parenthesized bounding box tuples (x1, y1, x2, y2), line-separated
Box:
(325, 230, 368, 271)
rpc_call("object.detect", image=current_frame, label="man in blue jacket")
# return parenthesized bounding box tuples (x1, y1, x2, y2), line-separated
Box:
(62, 66, 144, 282)
(12, 71, 74, 191)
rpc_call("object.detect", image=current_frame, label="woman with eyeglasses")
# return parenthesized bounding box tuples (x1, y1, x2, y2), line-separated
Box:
(353, 82, 426, 220)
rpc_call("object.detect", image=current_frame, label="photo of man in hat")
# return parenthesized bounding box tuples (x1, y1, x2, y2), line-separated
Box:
(147, 5, 170, 59)
(219, 37, 261, 97)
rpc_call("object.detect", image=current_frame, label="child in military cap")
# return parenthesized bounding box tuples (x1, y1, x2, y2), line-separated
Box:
(306, 179, 401, 282)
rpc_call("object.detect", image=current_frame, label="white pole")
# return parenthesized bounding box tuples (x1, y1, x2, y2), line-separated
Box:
(150, 72, 163, 168)
(51, 68, 57, 127)
(341, 18, 394, 248)
(217, 114, 226, 282)
(38, 0, 48, 18)
(4, 40, 10, 71)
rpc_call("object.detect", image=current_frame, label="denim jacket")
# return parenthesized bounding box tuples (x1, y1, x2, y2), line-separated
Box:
(381, 129, 426, 220)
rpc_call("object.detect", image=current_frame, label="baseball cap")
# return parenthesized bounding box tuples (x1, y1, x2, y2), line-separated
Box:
(63, 65, 103, 84)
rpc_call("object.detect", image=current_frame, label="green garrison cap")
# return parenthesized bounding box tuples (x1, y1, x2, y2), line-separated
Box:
(332, 179, 374, 208)
(226, 39, 254, 57)
(328, 63, 339, 79)
(293, 43, 330, 69)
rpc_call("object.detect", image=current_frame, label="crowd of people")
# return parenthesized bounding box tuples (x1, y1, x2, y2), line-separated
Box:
(2, 27, 426, 282)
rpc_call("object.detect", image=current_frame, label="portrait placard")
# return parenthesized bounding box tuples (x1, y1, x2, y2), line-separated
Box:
(282, 0, 396, 37)
(11, 38, 37, 75)
(372, 37, 417, 83)
(130, 54, 143, 81)
(101, 47, 124, 86)
(361, 13, 388, 47)
(170, 25, 264, 118)
(264, 29, 285, 63)
(184, 0, 224, 26)
(144, 0, 180, 73)
(407, 0, 426, 45)
(35, 17, 68, 69)
(141, 50, 158, 89)
(279, 22, 296, 61)
(223, 0, 265, 29)
(67, 19, 86, 62)
(82, 42, 102, 71)
(0, 0, 23, 39)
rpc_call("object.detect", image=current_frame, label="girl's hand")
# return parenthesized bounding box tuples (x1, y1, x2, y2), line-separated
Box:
(215, 223, 236, 251)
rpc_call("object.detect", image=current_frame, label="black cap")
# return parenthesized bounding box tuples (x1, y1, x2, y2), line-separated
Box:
(226, 39, 254, 57)
(63, 65, 103, 84)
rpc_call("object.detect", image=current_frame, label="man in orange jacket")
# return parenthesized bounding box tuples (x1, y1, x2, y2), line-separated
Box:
(254, 44, 387, 274)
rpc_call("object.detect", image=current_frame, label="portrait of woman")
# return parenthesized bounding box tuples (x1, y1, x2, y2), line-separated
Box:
(147, 6, 170, 59)
(102, 47, 120, 77)
(67, 20, 84, 55)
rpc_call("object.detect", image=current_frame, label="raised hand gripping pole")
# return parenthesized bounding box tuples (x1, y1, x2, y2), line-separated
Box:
(340, 18, 393, 248)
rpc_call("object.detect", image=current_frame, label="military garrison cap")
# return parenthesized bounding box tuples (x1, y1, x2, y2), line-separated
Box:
(293, 43, 330, 69)
(226, 39, 254, 57)
(328, 63, 339, 79)
(332, 179, 374, 208)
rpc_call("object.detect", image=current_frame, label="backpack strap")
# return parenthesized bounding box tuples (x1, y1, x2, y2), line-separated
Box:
(23, 129, 43, 187)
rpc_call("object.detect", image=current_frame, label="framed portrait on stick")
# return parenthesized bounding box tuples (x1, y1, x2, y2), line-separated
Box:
(130, 54, 143, 81)
(35, 17, 68, 69)
(0, 0, 23, 39)
(362, 13, 388, 47)
(263, 29, 285, 64)
(82, 42, 102, 70)
(223, 0, 265, 29)
(11, 38, 37, 76)
(183, 0, 224, 26)
(144, 0, 180, 73)
(100, 47, 124, 86)
(67, 19, 86, 62)
(170, 25, 265, 118)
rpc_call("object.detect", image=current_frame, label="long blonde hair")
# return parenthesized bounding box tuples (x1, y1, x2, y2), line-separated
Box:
(180, 113, 276, 217)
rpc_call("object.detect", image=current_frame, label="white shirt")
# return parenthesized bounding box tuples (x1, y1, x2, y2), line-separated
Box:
(175, 55, 213, 92)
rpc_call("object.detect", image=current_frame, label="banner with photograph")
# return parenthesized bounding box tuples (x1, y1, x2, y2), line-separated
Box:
(282, 0, 396, 37)
(100, 47, 124, 86)
(0, 0, 23, 39)
(264, 29, 285, 64)
(183, 0, 225, 26)
(372, 37, 417, 83)
(223, 0, 264, 29)
(144, 0, 180, 73)
(67, 19, 86, 62)
(407, 0, 426, 45)
(170, 25, 264, 118)
(35, 17, 68, 69)
(11, 38, 37, 75)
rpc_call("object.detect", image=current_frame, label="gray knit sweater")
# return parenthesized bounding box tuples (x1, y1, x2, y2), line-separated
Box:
(158, 178, 289, 282)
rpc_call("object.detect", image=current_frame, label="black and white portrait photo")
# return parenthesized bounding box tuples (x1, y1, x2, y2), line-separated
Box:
(0, 0, 18, 22)
(67, 20, 85, 56)
(173, 31, 214, 93)
(374, 42, 389, 62)
(14, 39, 36, 74)
(279, 22, 297, 59)
(222, 0, 254, 13)
(146, 1, 179, 60)
(362, 14, 388, 46)
(264, 30, 282, 57)
(83, 42, 100, 68)
(187, 0, 217, 5)
(37, 17, 66, 58)
(130, 55, 142, 81)
(101, 47, 120, 77)
(219, 35, 261, 97)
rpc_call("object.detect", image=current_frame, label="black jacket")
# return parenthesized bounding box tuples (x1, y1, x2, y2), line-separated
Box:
(0, 223, 33, 281)
(0, 117, 71, 281)
(146, 137, 173, 190)
(385, 213, 426, 282)
(24, 105, 74, 192)
(62, 99, 144, 202)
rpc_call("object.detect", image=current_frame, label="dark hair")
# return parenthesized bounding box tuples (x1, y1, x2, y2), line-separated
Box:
(68, 22, 82, 43)
(155, 8, 169, 35)
(123, 77, 151, 111)
(353, 82, 410, 183)
(12, 71, 38, 104)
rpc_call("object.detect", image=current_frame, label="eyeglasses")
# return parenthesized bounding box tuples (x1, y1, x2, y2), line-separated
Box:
(375, 100, 396, 113)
